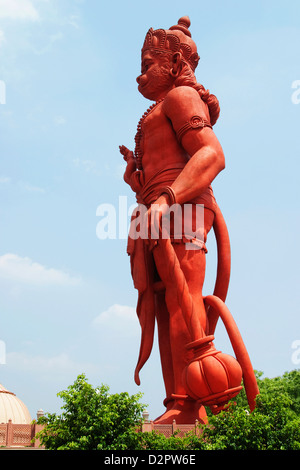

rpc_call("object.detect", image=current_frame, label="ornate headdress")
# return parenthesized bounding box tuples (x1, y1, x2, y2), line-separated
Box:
(142, 16, 200, 71)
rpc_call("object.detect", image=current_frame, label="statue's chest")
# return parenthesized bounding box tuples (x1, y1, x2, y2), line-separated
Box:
(134, 102, 173, 169)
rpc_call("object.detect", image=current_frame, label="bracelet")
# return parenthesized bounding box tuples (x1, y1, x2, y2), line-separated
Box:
(159, 186, 177, 205)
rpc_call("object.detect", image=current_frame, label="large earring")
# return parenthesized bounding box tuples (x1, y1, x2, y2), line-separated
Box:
(170, 68, 178, 77)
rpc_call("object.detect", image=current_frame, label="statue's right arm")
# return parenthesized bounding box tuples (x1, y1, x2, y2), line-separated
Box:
(163, 87, 225, 204)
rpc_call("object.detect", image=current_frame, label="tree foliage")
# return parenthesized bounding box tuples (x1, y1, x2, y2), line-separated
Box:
(36, 370, 300, 450)
(137, 370, 300, 451)
(36, 373, 146, 450)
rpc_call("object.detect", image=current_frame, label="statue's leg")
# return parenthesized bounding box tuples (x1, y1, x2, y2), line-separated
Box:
(152, 208, 215, 424)
(153, 243, 208, 424)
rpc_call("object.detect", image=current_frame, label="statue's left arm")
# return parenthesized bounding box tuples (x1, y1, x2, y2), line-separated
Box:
(162, 86, 225, 205)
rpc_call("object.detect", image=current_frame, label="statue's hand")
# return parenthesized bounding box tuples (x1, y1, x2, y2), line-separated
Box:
(120, 145, 138, 187)
(119, 145, 134, 162)
(146, 195, 170, 241)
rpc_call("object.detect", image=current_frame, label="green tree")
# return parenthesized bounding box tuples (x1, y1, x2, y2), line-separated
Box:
(196, 391, 300, 450)
(36, 370, 300, 450)
(233, 369, 300, 417)
(138, 370, 300, 450)
(36, 373, 146, 450)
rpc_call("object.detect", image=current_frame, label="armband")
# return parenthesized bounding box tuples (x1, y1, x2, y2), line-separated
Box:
(177, 115, 212, 143)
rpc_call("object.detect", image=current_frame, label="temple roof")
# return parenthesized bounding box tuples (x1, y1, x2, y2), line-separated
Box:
(0, 383, 32, 424)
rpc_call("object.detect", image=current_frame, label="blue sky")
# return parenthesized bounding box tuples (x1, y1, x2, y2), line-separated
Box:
(0, 0, 299, 421)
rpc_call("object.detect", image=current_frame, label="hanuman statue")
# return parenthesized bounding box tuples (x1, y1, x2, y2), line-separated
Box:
(120, 16, 259, 424)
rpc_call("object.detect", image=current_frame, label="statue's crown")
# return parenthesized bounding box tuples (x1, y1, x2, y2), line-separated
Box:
(142, 16, 200, 71)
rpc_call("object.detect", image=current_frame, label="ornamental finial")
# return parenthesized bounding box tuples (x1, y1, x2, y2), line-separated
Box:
(169, 16, 192, 37)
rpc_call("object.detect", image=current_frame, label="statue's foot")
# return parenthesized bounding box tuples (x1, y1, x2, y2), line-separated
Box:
(154, 394, 207, 425)
(152, 395, 174, 422)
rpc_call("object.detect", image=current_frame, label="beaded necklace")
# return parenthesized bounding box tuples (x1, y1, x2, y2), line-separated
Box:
(134, 99, 164, 170)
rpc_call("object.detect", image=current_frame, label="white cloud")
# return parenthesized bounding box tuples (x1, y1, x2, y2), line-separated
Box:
(0, 29, 5, 46)
(8, 351, 74, 372)
(18, 182, 45, 193)
(0, 176, 11, 184)
(68, 14, 80, 29)
(0, 176, 46, 193)
(73, 158, 101, 176)
(0, 175, 45, 193)
(93, 304, 139, 335)
(0, 0, 39, 21)
(54, 115, 66, 126)
(116, 162, 126, 180)
(32, 31, 64, 55)
(6, 351, 98, 378)
(0, 253, 81, 286)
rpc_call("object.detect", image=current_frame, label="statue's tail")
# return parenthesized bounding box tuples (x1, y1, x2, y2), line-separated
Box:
(207, 204, 259, 410)
(207, 203, 231, 335)
(204, 295, 259, 411)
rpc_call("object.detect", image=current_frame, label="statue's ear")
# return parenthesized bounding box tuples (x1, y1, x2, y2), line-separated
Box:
(170, 52, 182, 77)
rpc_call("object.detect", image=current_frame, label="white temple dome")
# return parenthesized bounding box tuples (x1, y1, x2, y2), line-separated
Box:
(0, 383, 32, 424)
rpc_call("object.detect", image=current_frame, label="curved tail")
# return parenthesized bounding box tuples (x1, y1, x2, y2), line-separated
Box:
(207, 205, 259, 410)
(207, 203, 231, 335)
(204, 295, 259, 411)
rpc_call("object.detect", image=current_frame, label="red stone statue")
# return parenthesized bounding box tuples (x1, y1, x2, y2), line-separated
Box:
(120, 16, 259, 424)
